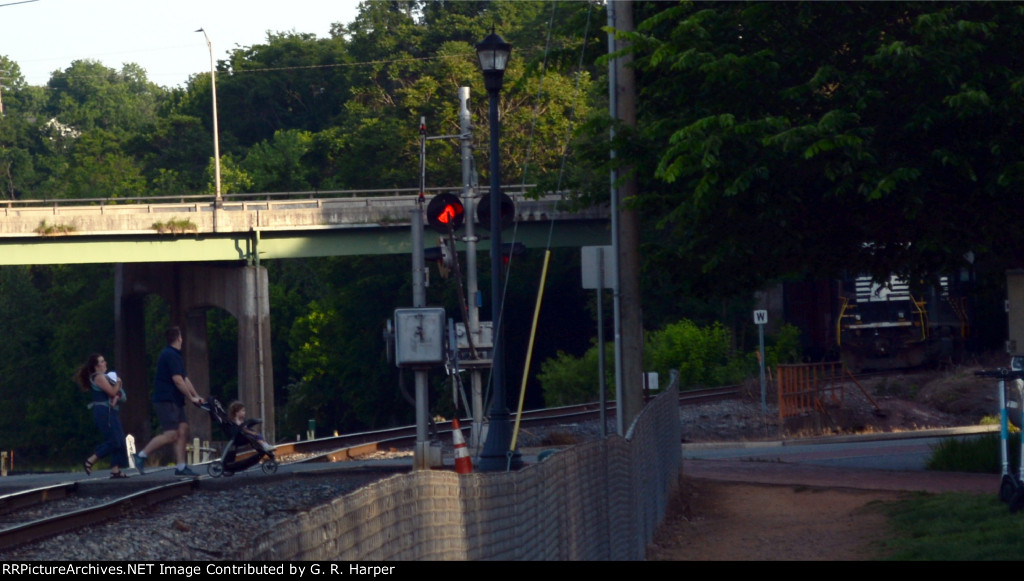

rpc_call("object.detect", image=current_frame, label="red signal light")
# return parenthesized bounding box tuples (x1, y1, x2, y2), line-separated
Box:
(427, 193, 465, 233)
(439, 204, 459, 224)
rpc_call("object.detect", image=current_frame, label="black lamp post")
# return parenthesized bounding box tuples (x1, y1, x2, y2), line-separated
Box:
(476, 31, 521, 471)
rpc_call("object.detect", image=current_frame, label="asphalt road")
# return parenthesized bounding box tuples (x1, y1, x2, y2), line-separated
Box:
(682, 426, 1000, 494)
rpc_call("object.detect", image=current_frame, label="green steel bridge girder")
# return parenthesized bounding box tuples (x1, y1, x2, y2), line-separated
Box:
(0, 221, 610, 266)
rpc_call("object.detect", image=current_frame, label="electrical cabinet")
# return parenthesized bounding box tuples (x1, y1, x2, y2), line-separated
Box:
(394, 308, 446, 367)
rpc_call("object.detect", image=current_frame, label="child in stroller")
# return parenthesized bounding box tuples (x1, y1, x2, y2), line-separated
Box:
(202, 397, 277, 477)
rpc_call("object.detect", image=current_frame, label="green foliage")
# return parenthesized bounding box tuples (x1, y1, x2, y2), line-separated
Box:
(927, 433, 1011, 474)
(34, 220, 76, 236)
(279, 255, 417, 436)
(646, 319, 749, 389)
(765, 323, 802, 367)
(0, 2, 615, 464)
(538, 342, 614, 406)
(240, 130, 316, 192)
(151, 218, 197, 235)
(620, 1, 1024, 295)
(879, 492, 1024, 560)
(539, 317, 803, 403)
(0, 265, 115, 465)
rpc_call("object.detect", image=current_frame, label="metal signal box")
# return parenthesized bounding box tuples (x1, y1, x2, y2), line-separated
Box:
(394, 308, 446, 367)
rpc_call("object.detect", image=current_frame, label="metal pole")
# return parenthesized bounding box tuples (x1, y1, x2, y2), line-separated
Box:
(0, 70, 6, 118)
(412, 121, 429, 470)
(459, 88, 486, 452)
(597, 247, 607, 438)
(759, 323, 767, 417)
(198, 29, 222, 210)
(479, 83, 520, 471)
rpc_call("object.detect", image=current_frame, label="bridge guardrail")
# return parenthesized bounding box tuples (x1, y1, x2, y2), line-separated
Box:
(3, 185, 543, 212)
(0, 186, 601, 239)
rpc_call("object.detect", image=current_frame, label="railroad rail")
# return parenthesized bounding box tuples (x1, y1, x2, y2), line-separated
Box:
(0, 480, 197, 551)
(0, 442, 400, 551)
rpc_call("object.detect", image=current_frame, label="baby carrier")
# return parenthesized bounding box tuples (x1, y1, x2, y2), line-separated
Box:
(201, 397, 278, 477)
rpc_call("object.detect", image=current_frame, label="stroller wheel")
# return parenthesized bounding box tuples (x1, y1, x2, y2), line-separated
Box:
(208, 461, 225, 478)
(261, 459, 278, 474)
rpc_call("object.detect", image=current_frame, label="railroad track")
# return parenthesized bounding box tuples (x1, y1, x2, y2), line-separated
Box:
(0, 443, 401, 552)
(1, 375, 905, 553)
(0, 480, 198, 551)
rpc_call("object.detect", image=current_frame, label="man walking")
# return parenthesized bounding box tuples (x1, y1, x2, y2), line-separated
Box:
(133, 326, 204, 477)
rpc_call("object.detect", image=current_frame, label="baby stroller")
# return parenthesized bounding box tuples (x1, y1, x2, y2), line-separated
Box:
(201, 397, 278, 477)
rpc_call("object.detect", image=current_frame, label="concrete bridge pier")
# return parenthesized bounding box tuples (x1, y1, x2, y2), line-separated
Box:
(115, 262, 274, 457)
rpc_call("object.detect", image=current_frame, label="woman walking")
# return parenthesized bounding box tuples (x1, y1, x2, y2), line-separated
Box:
(76, 353, 129, 478)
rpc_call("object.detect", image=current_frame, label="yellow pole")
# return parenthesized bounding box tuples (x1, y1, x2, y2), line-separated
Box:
(511, 250, 552, 451)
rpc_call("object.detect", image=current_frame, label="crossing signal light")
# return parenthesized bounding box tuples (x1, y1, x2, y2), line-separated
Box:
(476, 192, 515, 231)
(501, 242, 526, 265)
(426, 193, 465, 233)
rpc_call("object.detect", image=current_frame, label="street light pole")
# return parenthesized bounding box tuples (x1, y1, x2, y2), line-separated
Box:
(476, 31, 521, 472)
(197, 28, 223, 212)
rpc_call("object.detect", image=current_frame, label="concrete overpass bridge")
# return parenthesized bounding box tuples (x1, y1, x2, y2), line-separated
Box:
(0, 187, 609, 449)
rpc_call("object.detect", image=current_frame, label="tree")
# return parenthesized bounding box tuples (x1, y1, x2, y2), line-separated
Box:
(241, 129, 316, 192)
(0, 57, 49, 200)
(214, 32, 353, 147)
(620, 2, 1024, 295)
(65, 129, 146, 198)
(47, 60, 165, 133)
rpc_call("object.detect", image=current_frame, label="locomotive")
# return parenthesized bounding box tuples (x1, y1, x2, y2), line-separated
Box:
(836, 274, 971, 372)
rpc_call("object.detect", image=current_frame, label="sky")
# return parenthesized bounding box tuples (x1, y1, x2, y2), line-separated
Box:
(0, 0, 362, 88)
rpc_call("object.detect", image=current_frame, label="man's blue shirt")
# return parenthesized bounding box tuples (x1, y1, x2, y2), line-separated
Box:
(153, 345, 187, 406)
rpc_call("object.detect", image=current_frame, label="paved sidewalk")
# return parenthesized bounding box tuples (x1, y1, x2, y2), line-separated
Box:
(684, 457, 998, 495)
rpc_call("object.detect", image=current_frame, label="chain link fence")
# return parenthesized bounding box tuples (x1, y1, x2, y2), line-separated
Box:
(240, 386, 681, 560)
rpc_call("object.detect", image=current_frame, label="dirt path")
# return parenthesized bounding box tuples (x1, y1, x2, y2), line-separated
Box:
(647, 477, 903, 561)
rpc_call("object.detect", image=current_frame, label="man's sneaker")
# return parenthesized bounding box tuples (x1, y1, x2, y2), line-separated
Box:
(174, 466, 198, 478)
(133, 453, 146, 475)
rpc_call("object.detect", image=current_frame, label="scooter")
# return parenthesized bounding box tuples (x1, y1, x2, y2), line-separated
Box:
(974, 364, 1024, 506)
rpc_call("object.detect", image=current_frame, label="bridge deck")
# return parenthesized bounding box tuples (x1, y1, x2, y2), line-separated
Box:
(0, 190, 609, 265)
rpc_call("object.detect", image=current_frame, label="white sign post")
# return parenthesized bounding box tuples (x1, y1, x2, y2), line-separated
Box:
(754, 310, 768, 419)
(582, 246, 614, 437)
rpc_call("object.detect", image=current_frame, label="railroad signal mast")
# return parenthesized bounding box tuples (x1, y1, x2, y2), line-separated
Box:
(396, 90, 520, 468)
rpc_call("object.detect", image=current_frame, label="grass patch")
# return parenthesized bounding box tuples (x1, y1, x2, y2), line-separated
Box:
(34, 220, 76, 236)
(928, 433, 1019, 474)
(886, 432, 1024, 560)
(878, 492, 1024, 560)
(152, 218, 198, 234)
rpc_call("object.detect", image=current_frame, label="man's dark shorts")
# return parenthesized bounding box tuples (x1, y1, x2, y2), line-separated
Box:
(154, 401, 188, 432)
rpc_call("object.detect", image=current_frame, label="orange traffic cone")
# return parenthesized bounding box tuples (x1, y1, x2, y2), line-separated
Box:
(452, 418, 473, 474)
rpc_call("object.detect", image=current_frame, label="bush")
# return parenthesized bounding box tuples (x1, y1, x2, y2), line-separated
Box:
(538, 342, 614, 407)
(647, 319, 750, 389)
(766, 323, 802, 367)
(537, 318, 805, 404)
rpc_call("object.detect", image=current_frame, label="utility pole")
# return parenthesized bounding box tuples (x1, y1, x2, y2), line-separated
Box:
(609, 0, 645, 434)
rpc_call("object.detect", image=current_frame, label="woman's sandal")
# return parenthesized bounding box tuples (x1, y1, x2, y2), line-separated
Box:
(83, 458, 94, 475)
(109, 471, 129, 479)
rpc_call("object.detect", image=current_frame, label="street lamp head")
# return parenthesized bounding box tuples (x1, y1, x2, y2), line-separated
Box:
(475, 31, 511, 93)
